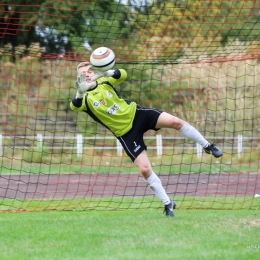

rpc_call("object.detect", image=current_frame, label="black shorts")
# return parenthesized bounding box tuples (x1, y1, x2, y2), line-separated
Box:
(117, 106, 162, 162)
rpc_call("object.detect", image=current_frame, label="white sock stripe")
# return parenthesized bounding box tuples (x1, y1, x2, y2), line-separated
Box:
(179, 121, 209, 148)
(146, 172, 170, 205)
(146, 171, 161, 184)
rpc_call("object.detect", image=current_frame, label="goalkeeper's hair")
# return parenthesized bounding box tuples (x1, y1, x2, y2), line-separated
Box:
(77, 62, 90, 74)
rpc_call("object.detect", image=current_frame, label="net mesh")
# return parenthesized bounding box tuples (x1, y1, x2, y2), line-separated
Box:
(0, 0, 260, 212)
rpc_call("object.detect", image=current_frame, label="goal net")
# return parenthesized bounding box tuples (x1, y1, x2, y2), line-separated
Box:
(0, 0, 259, 212)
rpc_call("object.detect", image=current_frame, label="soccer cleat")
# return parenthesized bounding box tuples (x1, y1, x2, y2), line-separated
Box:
(204, 143, 223, 158)
(164, 200, 176, 217)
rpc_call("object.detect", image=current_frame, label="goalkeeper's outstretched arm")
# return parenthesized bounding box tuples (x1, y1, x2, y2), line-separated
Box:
(70, 64, 127, 112)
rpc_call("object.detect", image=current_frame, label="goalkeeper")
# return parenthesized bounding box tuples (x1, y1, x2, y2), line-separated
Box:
(70, 61, 223, 217)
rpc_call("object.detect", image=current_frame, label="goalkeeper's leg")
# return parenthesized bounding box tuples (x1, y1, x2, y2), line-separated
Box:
(134, 150, 176, 217)
(155, 112, 223, 158)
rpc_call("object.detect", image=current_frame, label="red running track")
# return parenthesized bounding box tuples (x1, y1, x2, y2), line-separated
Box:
(0, 173, 259, 200)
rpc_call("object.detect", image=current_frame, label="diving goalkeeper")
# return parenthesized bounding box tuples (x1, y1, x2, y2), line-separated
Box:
(70, 61, 223, 217)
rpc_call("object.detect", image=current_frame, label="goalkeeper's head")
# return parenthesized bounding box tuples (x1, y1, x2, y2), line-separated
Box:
(77, 62, 95, 83)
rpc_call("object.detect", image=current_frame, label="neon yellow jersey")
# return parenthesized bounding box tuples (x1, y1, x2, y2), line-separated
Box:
(70, 69, 137, 137)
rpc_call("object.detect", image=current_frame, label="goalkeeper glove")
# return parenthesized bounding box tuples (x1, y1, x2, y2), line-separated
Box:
(75, 73, 96, 98)
(89, 67, 115, 82)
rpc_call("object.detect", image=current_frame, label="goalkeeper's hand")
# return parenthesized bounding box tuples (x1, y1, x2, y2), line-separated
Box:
(76, 74, 96, 94)
(89, 67, 115, 82)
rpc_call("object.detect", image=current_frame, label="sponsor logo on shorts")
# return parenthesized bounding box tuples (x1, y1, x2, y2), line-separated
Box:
(134, 145, 141, 152)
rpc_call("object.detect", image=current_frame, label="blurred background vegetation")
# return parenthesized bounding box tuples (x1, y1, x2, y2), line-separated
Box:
(1, 0, 260, 60)
(0, 0, 260, 172)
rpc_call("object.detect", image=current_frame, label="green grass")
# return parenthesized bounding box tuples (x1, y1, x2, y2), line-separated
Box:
(0, 209, 259, 260)
(1, 197, 258, 212)
(0, 162, 258, 174)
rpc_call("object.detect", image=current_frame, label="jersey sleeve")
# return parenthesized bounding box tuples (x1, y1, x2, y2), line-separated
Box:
(108, 69, 127, 86)
(70, 94, 87, 112)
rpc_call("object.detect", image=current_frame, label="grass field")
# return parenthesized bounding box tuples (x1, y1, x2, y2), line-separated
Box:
(0, 208, 259, 260)
(0, 161, 258, 175)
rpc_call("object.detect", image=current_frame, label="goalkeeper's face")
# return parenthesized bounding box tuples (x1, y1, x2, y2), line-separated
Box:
(78, 65, 95, 83)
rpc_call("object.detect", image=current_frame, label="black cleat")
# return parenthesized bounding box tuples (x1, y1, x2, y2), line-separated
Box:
(164, 200, 176, 217)
(204, 143, 223, 158)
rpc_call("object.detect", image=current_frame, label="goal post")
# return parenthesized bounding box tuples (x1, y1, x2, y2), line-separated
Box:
(0, 0, 260, 212)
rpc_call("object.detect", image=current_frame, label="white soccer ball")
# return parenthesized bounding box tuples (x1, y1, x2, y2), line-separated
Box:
(90, 47, 115, 71)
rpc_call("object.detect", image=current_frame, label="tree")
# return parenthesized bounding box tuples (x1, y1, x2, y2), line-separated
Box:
(0, 0, 132, 57)
(126, 0, 260, 62)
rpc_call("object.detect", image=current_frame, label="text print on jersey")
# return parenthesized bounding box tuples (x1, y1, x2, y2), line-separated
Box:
(106, 103, 120, 115)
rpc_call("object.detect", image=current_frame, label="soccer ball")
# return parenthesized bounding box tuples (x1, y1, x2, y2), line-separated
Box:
(90, 47, 115, 71)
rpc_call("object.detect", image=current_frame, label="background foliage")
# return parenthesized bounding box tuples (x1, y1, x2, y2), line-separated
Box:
(0, 0, 260, 171)
(1, 0, 259, 60)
